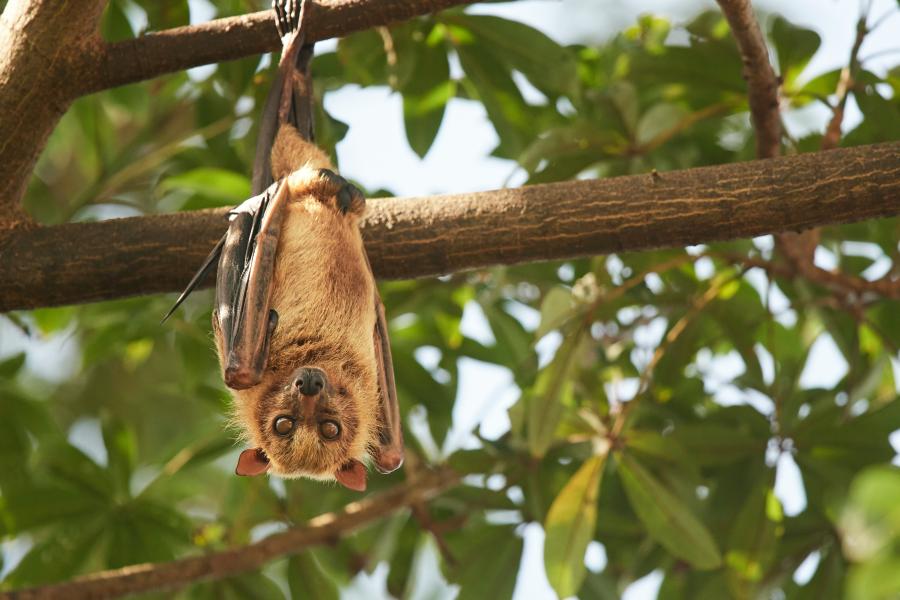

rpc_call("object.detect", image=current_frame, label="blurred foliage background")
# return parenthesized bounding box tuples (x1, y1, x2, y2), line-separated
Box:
(1, 0, 899, 598)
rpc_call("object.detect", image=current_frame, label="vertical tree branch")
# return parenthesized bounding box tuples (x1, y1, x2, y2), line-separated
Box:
(0, 0, 108, 224)
(714, 0, 781, 158)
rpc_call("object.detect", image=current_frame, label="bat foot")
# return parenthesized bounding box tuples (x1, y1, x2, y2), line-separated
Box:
(273, 0, 302, 39)
(315, 169, 366, 216)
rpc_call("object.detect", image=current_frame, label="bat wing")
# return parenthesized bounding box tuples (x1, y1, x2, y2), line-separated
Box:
(216, 180, 292, 390)
(368, 267, 404, 473)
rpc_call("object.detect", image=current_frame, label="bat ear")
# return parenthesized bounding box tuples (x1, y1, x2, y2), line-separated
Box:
(335, 459, 367, 492)
(236, 448, 270, 476)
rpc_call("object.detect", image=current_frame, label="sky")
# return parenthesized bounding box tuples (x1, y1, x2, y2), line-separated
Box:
(1, 0, 899, 598)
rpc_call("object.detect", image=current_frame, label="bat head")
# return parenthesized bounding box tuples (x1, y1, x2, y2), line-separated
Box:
(233, 358, 378, 492)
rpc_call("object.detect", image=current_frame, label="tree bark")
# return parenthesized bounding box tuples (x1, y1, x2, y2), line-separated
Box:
(0, 0, 107, 221)
(3, 468, 458, 600)
(715, 0, 781, 158)
(0, 0, 474, 218)
(1, 141, 897, 312)
(80, 0, 475, 94)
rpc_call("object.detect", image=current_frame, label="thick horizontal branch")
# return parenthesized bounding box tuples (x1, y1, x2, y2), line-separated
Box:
(1, 142, 898, 312)
(81, 0, 474, 94)
(4, 468, 459, 600)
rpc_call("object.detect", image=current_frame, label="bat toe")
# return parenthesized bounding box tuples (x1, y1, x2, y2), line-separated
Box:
(315, 169, 366, 215)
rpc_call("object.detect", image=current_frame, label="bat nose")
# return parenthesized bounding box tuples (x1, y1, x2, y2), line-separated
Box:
(294, 367, 325, 396)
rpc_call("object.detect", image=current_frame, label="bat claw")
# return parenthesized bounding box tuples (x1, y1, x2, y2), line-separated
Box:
(316, 169, 366, 215)
(273, 0, 302, 39)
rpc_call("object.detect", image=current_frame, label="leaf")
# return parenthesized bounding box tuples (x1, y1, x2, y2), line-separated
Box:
(527, 327, 583, 457)
(0, 353, 25, 378)
(725, 478, 782, 596)
(544, 453, 607, 598)
(450, 525, 524, 600)
(4, 518, 105, 586)
(618, 453, 722, 569)
(455, 38, 531, 158)
(444, 14, 578, 97)
(159, 167, 251, 208)
(400, 25, 453, 157)
(636, 103, 688, 147)
(288, 552, 340, 600)
(536, 286, 575, 338)
(770, 17, 821, 88)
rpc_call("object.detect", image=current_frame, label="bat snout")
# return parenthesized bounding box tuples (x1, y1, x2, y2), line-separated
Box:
(294, 367, 326, 397)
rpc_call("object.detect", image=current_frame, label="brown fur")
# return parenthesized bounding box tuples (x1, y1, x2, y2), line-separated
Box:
(216, 123, 379, 481)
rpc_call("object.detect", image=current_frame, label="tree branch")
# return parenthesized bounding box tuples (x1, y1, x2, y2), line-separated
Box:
(80, 0, 475, 95)
(3, 467, 459, 600)
(0, 0, 474, 220)
(0, 0, 107, 222)
(715, 0, 781, 158)
(1, 142, 898, 312)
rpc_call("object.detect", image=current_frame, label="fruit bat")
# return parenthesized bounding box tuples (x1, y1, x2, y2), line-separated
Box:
(165, 0, 403, 492)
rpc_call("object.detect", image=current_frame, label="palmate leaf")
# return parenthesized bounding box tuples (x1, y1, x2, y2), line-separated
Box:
(617, 453, 722, 570)
(543, 453, 607, 598)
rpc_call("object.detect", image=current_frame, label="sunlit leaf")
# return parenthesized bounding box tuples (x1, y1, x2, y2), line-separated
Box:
(544, 453, 607, 597)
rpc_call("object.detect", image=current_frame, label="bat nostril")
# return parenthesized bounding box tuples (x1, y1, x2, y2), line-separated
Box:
(296, 368, 326, 396)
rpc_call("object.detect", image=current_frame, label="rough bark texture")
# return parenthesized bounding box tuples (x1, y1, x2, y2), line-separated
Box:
(0, 0, 107, 221)
(3, 468, 458, 600)
(82, 0, 474, 94)
(1, 141, 898, 312)
(715, 0, 781, 158)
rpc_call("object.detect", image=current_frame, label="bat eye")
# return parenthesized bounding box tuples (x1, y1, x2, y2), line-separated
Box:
(319, 420, 341, 440)
(274, 416, 295, 436)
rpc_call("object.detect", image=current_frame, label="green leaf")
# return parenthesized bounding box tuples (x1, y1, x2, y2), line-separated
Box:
(159, 167, 251, 208)
(618, 453, 722, 569)
(636, 103, 688, 147)
(770, 17, 821, 88)
(400, 25, 453, 157)
(444, 14, 578, 97)
(527, 327, 583, 457)
(0, 353, 25, 378)
(544, 453, 607, 598)
(536, 286, 575, 338)
(725, 478, 782, 595)
(288, 552, 340, 600)
(451, 525, 524, 600)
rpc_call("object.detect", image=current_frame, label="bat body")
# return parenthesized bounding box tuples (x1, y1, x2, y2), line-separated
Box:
(167, 0, 402, 491)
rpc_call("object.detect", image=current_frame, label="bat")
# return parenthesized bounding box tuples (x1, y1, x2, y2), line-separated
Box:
(165, 0, 403, 492)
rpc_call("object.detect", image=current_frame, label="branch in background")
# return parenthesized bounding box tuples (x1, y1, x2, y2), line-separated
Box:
(0, 0, 474, 219)
(0, 142, 898, 312)
(0, 0, 108, 220)
(821, 16, 868, 150)
(3, 468, 459, 600)
(779, 8, 879, 301)
(714, 0, 781, 159)
(81, 0, 475, 94)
